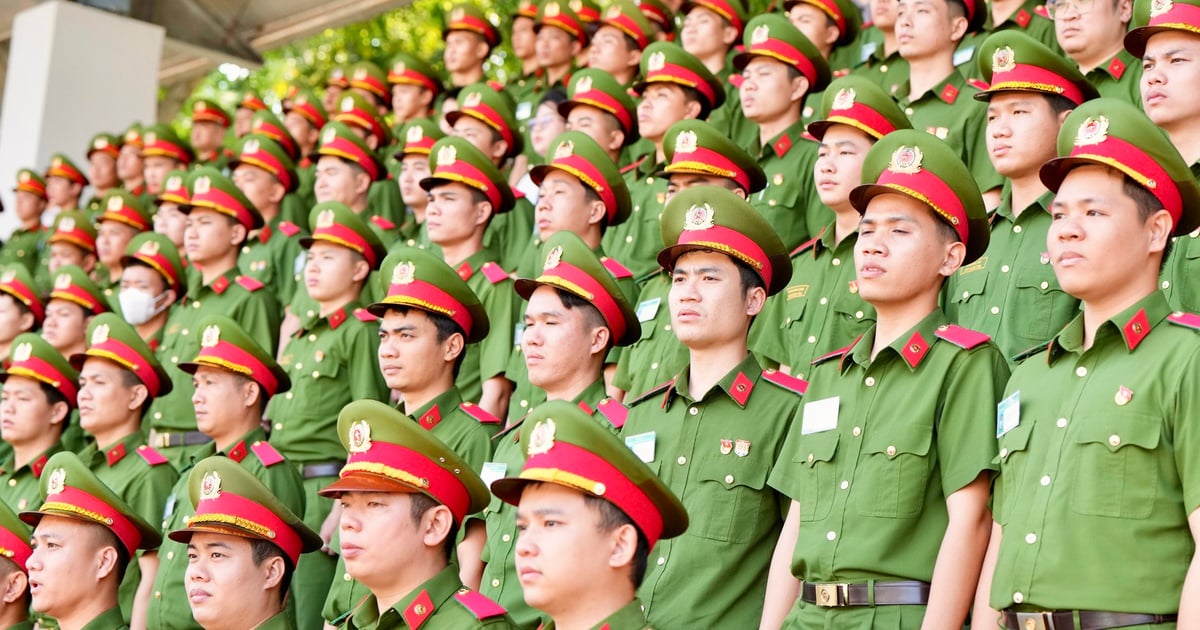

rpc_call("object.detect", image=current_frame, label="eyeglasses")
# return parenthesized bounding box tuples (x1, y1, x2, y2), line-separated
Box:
(1046, 0, 1096, 19)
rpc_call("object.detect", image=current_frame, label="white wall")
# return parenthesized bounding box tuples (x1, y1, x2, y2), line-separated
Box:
(0, 0, 164, 238)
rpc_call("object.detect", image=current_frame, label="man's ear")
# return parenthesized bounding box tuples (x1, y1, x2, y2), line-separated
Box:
(260, 555, 286, 590)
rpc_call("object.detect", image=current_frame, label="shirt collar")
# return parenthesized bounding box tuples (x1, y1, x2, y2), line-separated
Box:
(845, 308, 949, 371)
(79, 606, 126, 630)
(99, 430, 151, 467)
(299, 300, 362, 334)
(760, 120, 808, 159)
(1048, 290, 1170, 362)
(352, 564, 463, 629)
(572, 379, 609, 415)
(667, 354, 763, 409)
(408, 388, 465, 432)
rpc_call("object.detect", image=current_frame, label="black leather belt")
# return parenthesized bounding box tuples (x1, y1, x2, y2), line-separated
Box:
(301, 462, 343, 479)
(1001, 610, 1177, 630)
(800, 580, 930, 607)
(148, 430, 212, 449)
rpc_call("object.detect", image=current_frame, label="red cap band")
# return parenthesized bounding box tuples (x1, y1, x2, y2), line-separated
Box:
(820, 102, 899, 139)
(43, 486, 141, 554)
(873, 168, 970, 245)
(538, 262, 628, 343)
(991, 63, 1087, 105)
(344, 442, 473, 523)
(1069, 136, 1183, 229)
(675, 224, 772, 288)
(86, 338, 163, 398)
(647, 63, 717, 107)
(196, 341, 280, 397)
(191, 492, 304, 564)
(745, 39, 819, 85)
(0, 526, 31, 571)
(667, 146, 751, 192)
(310, 223, 380, 267)
(320, 138, 382, 181)
(191, 187, 256, 231)
(7, 358, 78, 404)
(383, 280, 475, 337)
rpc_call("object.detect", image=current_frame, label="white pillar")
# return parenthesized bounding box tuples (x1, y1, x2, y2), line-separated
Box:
(0, 0, 164, 238)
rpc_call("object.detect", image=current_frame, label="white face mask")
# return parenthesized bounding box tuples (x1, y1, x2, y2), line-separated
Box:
(118, 288, 169, 325)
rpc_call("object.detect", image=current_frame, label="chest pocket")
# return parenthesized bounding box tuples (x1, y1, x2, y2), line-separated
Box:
(1069, 413, 1161, 519)
(794, 431, 839, 523)
(1014, 266, 1072, 341)
(950, 268, 988, 307)
(856, 424, 934, 518)
(691, 461, 774, 543)
(993, 420, 1035, 522)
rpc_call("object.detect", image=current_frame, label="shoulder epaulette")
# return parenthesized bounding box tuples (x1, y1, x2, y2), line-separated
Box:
(833, 67, 851, 78)
(235, 276, 265, 292)
(511, 186, 526, 200)
(934, 324, 991, 349)
(1010, 340, 1052, 364)
(135, 445, 169, 466)
(761, 369, 808, 395)
(812, 341, 855, 367)
(600, 257, 633, 279)
(353, 308, 376, 322)
(481, 262, 508, 284)
(729, 74, 745, 88)
(370, 216, 396, 231)
(249, 441, 285, 466)
(596, 398, 629, 428)
(1033, 4, 1049, 17)
(966, 78, 989, 91)
(628, 379, 673, 407)
(454, 589, 507, 620)
(1168, 311, 1200, 331)
(790, 234, 820, 258)
(459, 401, 501, 425)
(278, 221, 301, 237)
(619, 157, 645, 175)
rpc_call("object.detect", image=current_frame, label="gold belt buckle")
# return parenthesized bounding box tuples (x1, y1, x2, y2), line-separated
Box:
(150, 431, 169, 449)
(1014, 612, 1050, 630)
(814, 583, 848, 607)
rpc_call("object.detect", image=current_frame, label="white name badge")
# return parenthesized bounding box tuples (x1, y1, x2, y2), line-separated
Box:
(636, 298, 661, 323)
(996, 391, 1020, 437)
(801, 396, 839, 435)
(480, 462, 508, 489)
(625, 431, 656, 463)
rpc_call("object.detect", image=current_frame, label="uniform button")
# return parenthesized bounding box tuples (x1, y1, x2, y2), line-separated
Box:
(807, 335, 817, 343)
(294, 363, 303, 370)
(1056, 417, 1068, 428)
(285, 392, 293, 399)
(724, 474, 734, 484)
(864, 377, 876, 387)
(308, 334, 317, 342)
(491, 579, 500, 588)
(768, 199, 777, 206)
(1040, 475, 1051, 486)
(807, 453, 815, 463)
(819, 297, 828, 305)
(1163, 280, 1171, 289)
(1013, 592, 1024, 604)
(312, 371, 320, 378)
(626, 236, 634, 243)
(831, 258, 841, 266)
(1025, 533, 1037, 544)
(677, 456, 687, 465)
(274, 423, 283, 430)
(904, 107, 914, 115)
(650, 362, 658, 369)
(688, 407, 698, 416)
(343, 573, 352, 581)
(154, 412, 163, 420)
(1013, 225, 1022, 234)
(181, 329, 189, 336)
(1108, 434, 1120, 447)
(1001, 265, 1010, 273)
(852, 426, 862, 437)
(154, 591, 161, 599)
(881, 64, 889, 72)
(170, 356, 178, 364)
(646, 177, 655, 184)
(664, 325, 671, 331)
(886, 445, 897, 457)
(962, 291, 970, 299)
(502, 534, 511, 542)
(826, 531, 837, 541)
(999, 447, 1008, 458)
(6, 480, 14, 487)
(192, 302, 201, 309)
(840, 480, 849, 490)
(657, 557, 666, 565)
(520, 400, 529, 408)
(306, 310, 315, 318)
(167, 551, 174, 560)
(854, 311, 864, 319)
(1076, 366, 1088, 377)
(1040, 281, 1049, 290)
(990, 306, 1000, 315)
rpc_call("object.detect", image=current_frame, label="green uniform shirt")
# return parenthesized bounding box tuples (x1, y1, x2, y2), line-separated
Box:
(255, 612, 295, 630)
(750, 224, 875, 380)
(147, 268, 282, 437)
(81, 431, 179, 624)
(896, 71, 1002, 193)
(368, 177, 406, 232)
(613, 272, 687, 398)
(601, 155, 669, 281)
(485, 193, 537, 274)
(990, 291, 1200, 613)
(147, 428, 306, 630)
(849, 28, 909, 98)
(541, 599, 651, 630)
(955, 0, 1060, 81)
(768, 310, 1005, 627)
(709, 67, 759, 157)
(4, 621, 34, 630)
(945, 187, 1079, 362)
(454, 249, 518, 406)
(269, 302, 388, 463)
(752, 120, 822, 250)
(280, 167, 317, 232)
(323, 387, 499, 624)
(343, 564, 518, 629)
(239, 216, 305, 308)
(79, 606, 127, 630)
(0, 445, 61, 512)
(480, 380, 619, 629)
(0, 226, 46, 274)
(1083, 50, 1142, 104)
(621, 355, 803, 628)
(1162, 162, 1200, 313)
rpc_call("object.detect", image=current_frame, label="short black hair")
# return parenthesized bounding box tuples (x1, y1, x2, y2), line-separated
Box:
(582, 493, 650, 588)
(38, 382, 69, 431)
(1123, 175, 1174, 270)
(1043, 93, 1077, 117)
(232, 372, 270, 415)
(555, 288, 611, 348)
(117, 368, 153, 418)
(678, 85, 712, 120)
(409, 492, 460, 561)
(125, 259, 171, 295)
(540, 87, 569, 109)
(733, 258, 765, 294)
(386, 306, 468, 377)
(93, 526, 131, 583)
(579, 185, 612, 233)
(249, 537, 295, 597)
